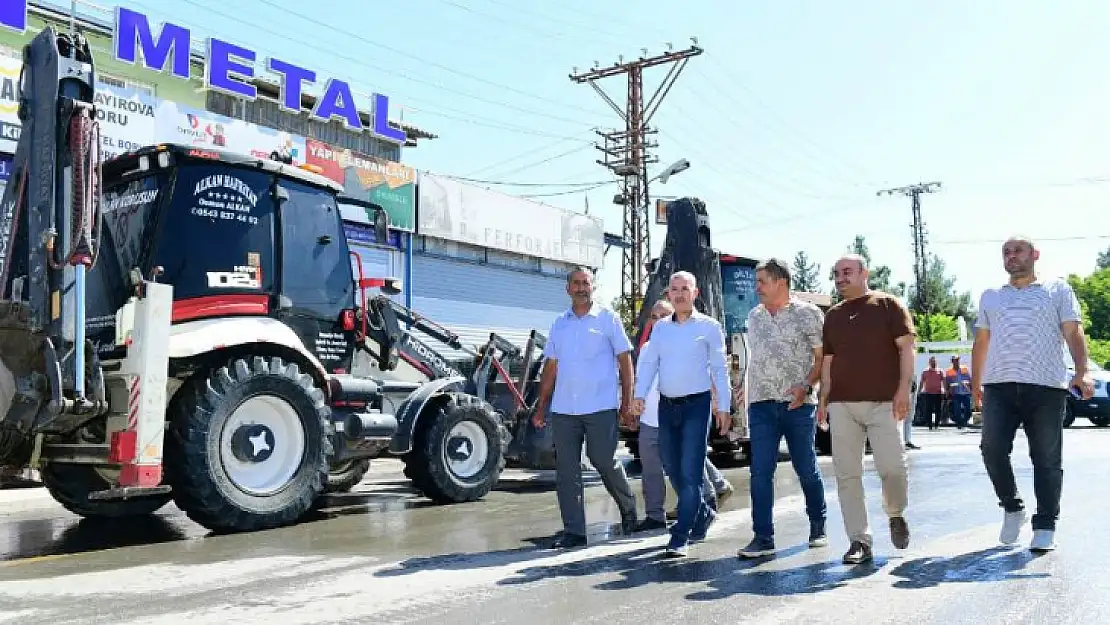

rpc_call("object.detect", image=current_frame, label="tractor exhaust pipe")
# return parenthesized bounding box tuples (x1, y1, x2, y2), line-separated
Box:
(342, 411, 398, 441)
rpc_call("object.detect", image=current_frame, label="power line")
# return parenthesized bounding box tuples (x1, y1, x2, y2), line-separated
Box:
(463, 135, 594, 177)
(936, 235, 1110, 246)
(519, 181, 617, 198)
(252, 0, 604, 120)
(155, 0, 603, 132)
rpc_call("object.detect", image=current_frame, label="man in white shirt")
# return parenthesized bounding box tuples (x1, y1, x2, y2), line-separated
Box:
(533, 267, 639, 549)
(633, 271, 732, 557)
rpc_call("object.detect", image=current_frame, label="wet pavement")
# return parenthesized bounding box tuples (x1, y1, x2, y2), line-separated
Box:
(1, 426, 1108, 624)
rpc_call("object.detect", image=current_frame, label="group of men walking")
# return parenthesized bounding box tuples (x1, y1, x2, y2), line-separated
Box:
(533, 235, 1095, 562)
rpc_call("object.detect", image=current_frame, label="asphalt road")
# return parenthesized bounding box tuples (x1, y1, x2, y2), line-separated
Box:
(0, 426, 1108, 625)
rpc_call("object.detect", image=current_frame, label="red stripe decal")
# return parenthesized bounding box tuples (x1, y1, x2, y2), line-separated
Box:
(172, 294, 269, 323)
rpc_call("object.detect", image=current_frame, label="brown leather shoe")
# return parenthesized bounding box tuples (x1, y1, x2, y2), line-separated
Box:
(890, 516, 910, 549)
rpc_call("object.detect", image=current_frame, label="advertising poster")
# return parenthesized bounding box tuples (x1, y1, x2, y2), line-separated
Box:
(306, 139, 415, 232)
(154, 100, 307, 166)
(721, 262, 757, 335)
(0, 56, 158, 160)
(417, 172, 604, 267)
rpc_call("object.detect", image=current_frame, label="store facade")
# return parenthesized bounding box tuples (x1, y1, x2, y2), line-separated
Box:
(415, 172, 606, 358)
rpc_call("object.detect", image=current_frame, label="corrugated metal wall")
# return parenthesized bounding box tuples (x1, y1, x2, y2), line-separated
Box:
(411, 253, 568, 360)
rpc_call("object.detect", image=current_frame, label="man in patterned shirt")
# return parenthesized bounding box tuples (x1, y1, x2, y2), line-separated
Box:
(737, 258, 829, 558)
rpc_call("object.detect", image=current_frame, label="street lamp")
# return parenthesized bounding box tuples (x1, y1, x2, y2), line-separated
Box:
(653, 158, 690, 184)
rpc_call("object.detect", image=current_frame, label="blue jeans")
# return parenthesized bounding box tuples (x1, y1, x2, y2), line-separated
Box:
(980, 383, 1066, 531)
(950, 394, 971, 426)
(658, 391, 713, 544)
(748, 401, 827, 538)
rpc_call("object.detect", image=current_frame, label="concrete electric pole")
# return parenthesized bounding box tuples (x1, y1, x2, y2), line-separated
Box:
(877, 181, 942, 339)
(570, 41, 703, 317)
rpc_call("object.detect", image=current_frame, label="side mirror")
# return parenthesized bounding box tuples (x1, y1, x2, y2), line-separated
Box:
(371, 203, 389, 245)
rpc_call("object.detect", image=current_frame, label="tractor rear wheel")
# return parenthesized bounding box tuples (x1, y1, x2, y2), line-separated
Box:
(403, 392, 505, 504)
(323, 459, 371, 494)
(42, 464, 171, 518)
(165, 356, 331, 532)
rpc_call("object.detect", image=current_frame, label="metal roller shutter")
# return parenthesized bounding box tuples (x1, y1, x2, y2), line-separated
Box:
(411, 253, 568, 360)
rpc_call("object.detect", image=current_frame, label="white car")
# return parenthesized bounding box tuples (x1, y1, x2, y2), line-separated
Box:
(1065, 359, 1110, 427)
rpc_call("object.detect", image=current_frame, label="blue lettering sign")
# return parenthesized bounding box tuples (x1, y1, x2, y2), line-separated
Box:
(206, 38, 257, 100)
(0, 4, 408, 145)
(0, 0, 26, 33)
(267, 58, 315, 114)
(113, 7, 190, 80)
(314, 79, 361, 131)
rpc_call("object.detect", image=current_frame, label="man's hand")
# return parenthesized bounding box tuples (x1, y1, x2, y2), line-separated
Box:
(1071, 371, 1096, 400)
(893, 382, 911, 421)
(619, 402, 638, 430)
(714, 410, 731, 436)
(630, 398, 645, 416)
(786, 383, 807, 410)
(816, 403, 829, 430)
(971, 384, 983, 411)
(531, 402, 546, 429)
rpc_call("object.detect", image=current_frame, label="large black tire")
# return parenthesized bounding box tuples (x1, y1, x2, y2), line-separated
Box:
(402, 392, 505, 504)
(42, 464, 172, 518)
(323, 459, 371, 494)
(165, 356, 332, 532)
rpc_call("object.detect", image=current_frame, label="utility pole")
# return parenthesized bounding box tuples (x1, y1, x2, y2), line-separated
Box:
(877, 181, 942, 339)
(570, 41, 703, 317)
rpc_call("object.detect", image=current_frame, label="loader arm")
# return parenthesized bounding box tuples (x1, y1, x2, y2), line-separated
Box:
(0, 26, 103, 456)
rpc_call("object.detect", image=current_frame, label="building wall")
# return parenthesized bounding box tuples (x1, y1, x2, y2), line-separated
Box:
(0, 10, 207, 107)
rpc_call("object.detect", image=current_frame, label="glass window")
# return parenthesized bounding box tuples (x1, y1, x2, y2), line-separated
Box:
(279, 180, 352, 318)
(154, 163, 275, 301)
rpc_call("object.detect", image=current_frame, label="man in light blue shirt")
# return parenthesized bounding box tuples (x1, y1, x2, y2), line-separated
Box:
(533, 267, 639, 549)
(632, 271, 732, 557)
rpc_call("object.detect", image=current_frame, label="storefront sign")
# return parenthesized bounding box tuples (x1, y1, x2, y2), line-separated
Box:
(308, 139, 415, 232)
(344, 222, 402, 250)
(417, 172, 604, 267)
(154, 100, 307, 165)
(0, 55, 158, 158)
(0, 154, 11, 181)
(0, 3, 405, 145)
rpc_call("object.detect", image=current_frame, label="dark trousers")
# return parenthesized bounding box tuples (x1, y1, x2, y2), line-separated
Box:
(551, 410, 637, 537)
(980, 383, 1067, 531)
(658, 391, 713, 544)
(921, 393, 944, 428)
(748, 401, 827, 538)
(950, 394, 972, 427)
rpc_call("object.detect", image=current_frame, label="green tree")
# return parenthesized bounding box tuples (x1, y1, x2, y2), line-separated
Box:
(913, 313, 960, 342)
(1097, 246, 1110, 271)
(828, 235, 906, 302)
(791, 251, 822, 293)
(905, 253, 975, 320)
(1068, 268, 1110, 341)
(611, 295, 637, 340)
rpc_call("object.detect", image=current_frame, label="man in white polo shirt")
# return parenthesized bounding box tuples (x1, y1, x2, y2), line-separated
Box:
(972, 236, 1094, 553)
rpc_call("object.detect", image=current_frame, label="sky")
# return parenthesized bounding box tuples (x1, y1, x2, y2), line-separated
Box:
(72, 0, 1110, 307)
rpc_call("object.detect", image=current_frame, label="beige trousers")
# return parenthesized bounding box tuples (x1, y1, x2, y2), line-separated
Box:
(829, 401, 909, 546)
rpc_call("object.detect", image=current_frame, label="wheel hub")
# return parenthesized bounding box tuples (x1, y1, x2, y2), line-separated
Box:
(231, 424, 276, 463)
(446, 435, 473, 462)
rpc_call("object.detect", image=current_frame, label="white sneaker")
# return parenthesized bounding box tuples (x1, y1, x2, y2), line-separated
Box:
(1030, 529, 1056, 552)
(1000, 510, 1027, 545)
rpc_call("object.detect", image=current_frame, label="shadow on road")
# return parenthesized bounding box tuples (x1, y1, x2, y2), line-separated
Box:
(889, 546, 1048, 589)
(3, 516, 190, 560)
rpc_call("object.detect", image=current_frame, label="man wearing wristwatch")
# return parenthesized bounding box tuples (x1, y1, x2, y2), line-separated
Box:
(736, 258, 829, 559)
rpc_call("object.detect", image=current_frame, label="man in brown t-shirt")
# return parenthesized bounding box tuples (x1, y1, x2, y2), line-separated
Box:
(819, 253, 917, 564)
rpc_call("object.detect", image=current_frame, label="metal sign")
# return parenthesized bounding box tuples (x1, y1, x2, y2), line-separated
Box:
(0, 1, 406, 145)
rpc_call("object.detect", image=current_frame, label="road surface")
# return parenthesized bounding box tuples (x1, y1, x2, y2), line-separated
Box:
(0, 426, 1107, 624)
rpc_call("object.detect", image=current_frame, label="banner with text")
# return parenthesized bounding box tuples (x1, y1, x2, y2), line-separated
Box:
(153, 100, 307, 166)
(417, 172, 604, 267)
(0, 56, 158, 158)
(306, 139, 415, 232)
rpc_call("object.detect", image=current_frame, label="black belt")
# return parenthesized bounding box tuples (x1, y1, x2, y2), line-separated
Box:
(660, 390, 711, 405)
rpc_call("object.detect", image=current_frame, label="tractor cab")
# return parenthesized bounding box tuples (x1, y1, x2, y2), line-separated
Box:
(88, 144, 361, 374)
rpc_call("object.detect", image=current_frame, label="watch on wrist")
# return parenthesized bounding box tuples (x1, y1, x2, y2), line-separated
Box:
(804, 383, 814, 394)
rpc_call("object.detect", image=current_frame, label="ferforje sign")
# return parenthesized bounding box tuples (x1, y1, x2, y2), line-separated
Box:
(0, 2, 406, 146)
